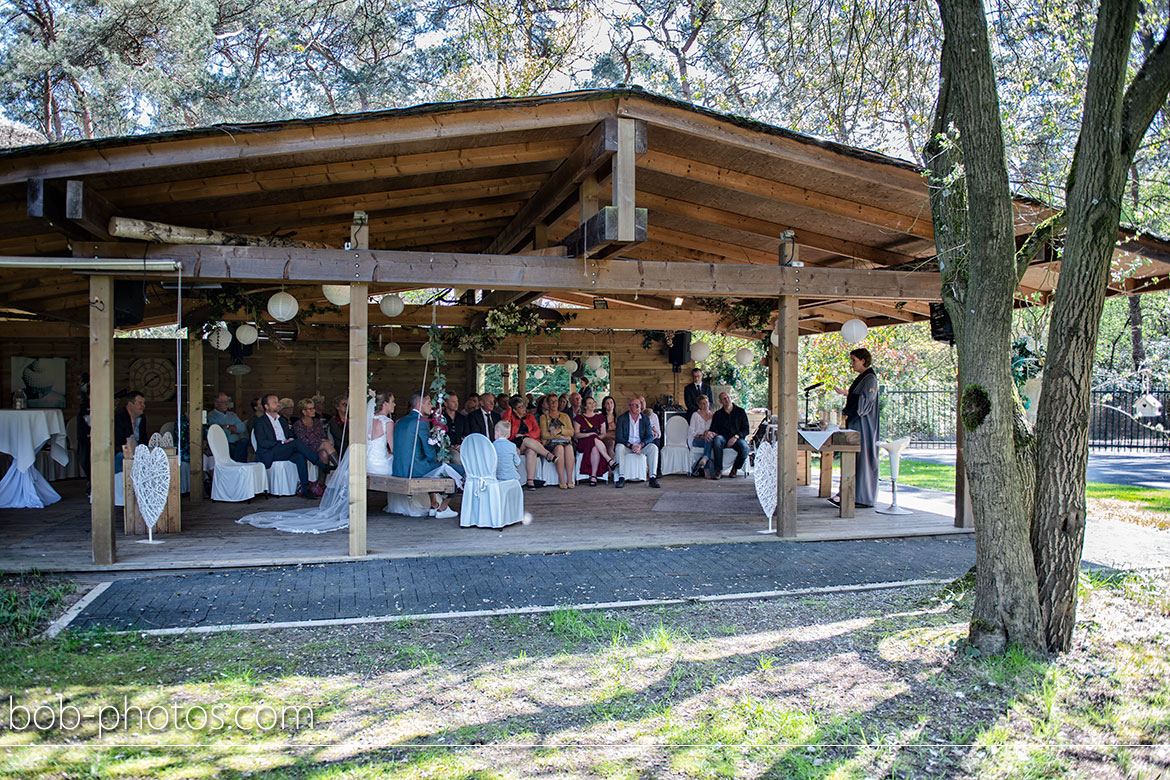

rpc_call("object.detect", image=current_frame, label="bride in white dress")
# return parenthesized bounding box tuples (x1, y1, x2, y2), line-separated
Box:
(367, 392, 394, 476)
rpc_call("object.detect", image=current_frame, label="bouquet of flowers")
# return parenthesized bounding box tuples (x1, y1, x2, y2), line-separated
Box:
(428, 393, 454, 464)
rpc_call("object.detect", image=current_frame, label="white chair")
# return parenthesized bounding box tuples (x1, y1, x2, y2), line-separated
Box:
(251, 429, 299, 496)
(208, 425, 266, 502)
(574, 451, 609, 484)
(876, 436, 913, 515)
(160, 421, 176, 438)
(616, 445, 649, 482)
(459, 434, 523, 528)
(659, 415, 692, 475)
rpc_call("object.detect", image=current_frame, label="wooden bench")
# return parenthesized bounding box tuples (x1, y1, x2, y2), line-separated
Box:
(367, 474, 456, 498)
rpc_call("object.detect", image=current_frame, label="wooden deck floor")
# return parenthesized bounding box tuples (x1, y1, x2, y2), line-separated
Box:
(0, 473, 968, 573)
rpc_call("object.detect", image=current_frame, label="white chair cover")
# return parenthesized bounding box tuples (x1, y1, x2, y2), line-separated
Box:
(574, 451, 609, 483)
(536, 456, 560, 485)
(160, 421, 176, 438)
(616, 444, 648, 482)
(251, 429, 299, 496)
(208, 425, 265, 502)
(459, 433, 523, 529)
(659, 415, 692, 475)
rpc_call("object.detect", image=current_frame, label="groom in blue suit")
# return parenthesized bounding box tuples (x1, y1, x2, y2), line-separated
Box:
(392, 391, 463, 518)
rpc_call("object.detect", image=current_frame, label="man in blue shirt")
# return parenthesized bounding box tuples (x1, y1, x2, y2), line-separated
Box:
(207, 392, 248, 462)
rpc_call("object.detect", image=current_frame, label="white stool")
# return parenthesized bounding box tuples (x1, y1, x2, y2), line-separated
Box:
(876, 436, 912, 515)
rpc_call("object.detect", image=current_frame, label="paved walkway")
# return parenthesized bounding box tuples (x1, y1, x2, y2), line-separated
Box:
(906, 449, 1170, 490)
(63, 537, 976, 633)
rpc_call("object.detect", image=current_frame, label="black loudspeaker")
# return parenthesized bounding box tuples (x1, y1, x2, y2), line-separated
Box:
(113, 281, 146, 327)
(929, 303, 954, 344)
(668, 331, 692, 365)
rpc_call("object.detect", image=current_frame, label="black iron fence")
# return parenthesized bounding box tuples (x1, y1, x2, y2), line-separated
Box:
(877, 387, 1170, 452)
(879, 389, 955, 449)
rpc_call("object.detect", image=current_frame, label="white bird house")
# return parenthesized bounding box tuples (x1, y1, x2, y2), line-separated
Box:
(1135, 394, 1163, 418)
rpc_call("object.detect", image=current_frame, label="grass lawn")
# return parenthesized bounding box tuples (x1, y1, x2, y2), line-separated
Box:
(3, 569, 1170, 778)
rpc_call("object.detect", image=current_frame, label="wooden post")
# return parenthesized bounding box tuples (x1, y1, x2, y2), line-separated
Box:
(776, 295, 799, 537)
(613, 119, 637, 242)
(187, 330, 203, 505)
(517, 343, 527, 397)
(349, 215, 370, 557)
(954, 373, 973, 527)
(89, 276, 115, 565)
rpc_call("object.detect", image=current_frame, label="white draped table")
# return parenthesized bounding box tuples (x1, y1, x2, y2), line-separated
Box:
(0, 409, 69, 508)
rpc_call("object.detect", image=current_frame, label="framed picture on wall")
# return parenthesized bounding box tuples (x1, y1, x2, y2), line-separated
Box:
(11, 357, 67, 408)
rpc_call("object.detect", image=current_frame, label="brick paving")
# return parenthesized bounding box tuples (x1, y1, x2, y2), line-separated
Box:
(68, 536, 975, 632)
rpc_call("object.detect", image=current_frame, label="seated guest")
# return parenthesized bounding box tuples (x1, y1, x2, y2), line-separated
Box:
(327, 395, 350, 455)
(502, 395, 554, 490)
(367, 392, 394, 476)
(441, 392, 467, 449)
(464, 393, 480, 415)
(207, 392, 248, 463)
(539, 393, 575, 489)
(312, 394, 331, 424)
(688, 394, 716, 476)
(574, 395, 614, 486)
(114, 390, 147, 472)
(496, 393, 509, 412)
(567, 392, 583, 420)
(708, 391, 750, 479)
(467, 392, 500, 440)
(278, 397, 296, 424)
(245, 397, 264, 440)
(392, 392, 461, 518)
(253, 393, 334, 498)
(578, 375, 594, 401)
(525, 392, 537, 412)
(492, 419, 522, 485)
(293, 397, 338, 469)
(600, 395, 618, 453)
(558, 393, 570, 414)
(613, 396, 660, 489)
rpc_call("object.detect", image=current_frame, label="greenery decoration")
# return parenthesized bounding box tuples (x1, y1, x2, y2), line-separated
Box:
(693, 297, 775, 333)
(444, 304, 575, 353)
(422, 327, 453, 464)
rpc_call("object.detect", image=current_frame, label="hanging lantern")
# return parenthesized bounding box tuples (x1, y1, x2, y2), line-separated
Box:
(533, 369, 545, 380)
(383, 342, 401, 358)
(770, 330, 780, 347)
(267, 291, 299, 322)
(841, 318, 868, 344)
(735, 347, 754, 366)
(322, 285, 350, 306)
(208, 326, 232, 351)
(235, 323, 259, 345)
(420, 341, 441, 359)
(595, 367, 608, 380)
(379, 294, 404, 317)
(691, 340, 711, 362)
(563, 359, 578, 373)
(586, 355, 603, 371)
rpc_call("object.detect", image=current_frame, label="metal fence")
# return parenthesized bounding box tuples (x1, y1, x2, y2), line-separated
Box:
(877, 387, 1170, 452)
(1089, 389, 1170, 452)
(879, 389, 956, 449)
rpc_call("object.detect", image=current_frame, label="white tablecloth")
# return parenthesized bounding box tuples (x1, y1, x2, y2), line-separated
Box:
(0, 409, 69, 508)
(798, 427, 838, 451)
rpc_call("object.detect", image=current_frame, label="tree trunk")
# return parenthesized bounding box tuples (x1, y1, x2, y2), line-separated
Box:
(1031, 0, 1170, 652)
(1129, 295, 1145, 374)
(928, 0, 1043, 655)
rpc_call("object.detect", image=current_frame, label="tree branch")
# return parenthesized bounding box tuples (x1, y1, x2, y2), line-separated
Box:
(1015, 210, 1067, 281)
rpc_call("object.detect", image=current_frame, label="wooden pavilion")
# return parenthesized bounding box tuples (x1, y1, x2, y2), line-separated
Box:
(1, 88, 1167, 566)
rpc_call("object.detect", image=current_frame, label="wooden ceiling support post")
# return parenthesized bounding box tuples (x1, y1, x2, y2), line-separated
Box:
(614, 118, 638, 242)
(187, 330, 203, 506)
(517, 342, 527, 397)
(349, 215, 369, 557)
(775, 294, 799, 538)
(89, 275, 116, 565)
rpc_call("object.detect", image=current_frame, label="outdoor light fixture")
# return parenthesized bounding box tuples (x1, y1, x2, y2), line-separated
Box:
(208, 326, 232, 350)
(383, 342, 401, 358)
(735, 347, 754, 366)
(322, 285, 350, 306)
(235, 323, 259, 345)
(267, 291, 299, 322)
(380, 294, 405, 317)
(691, 340, 711, 362)
(586, 355, 603, 371)
(841, 318, 868, 344)
(673, 297, 684, 307)
(592, 298, 608, 309)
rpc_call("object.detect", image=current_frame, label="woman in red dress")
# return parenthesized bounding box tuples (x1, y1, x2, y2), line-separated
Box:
(574, 396, 614, 485)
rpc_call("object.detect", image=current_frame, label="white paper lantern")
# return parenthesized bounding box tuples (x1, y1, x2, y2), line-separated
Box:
(735, 347, 754, 366)
(691, 340, 711, 362)
(586, 355, 603, 371)
(595, 367, 608, 380)
(383, 342, 401, 358)
(533, 369, 545, 380)
(208, 326, 232, 351)
(322, 285, 350, 306)
(770, 330, 780, 347)
(235, 323, 258, 345)
(379, 294, 405, 317)
(563, 359, 578, 373)
(420, 341, 441, 359)
(267, 291, 299, 322)
(841, 318, 868, 344)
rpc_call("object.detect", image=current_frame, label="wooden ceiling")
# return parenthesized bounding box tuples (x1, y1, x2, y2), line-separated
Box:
(1, 88, 1167, 337)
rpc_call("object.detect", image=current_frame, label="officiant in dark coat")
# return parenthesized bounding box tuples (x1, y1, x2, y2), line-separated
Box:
(835, 347, 879, 507)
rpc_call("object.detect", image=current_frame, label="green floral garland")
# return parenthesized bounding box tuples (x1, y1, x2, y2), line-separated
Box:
(693, 297, 775, 333)
(443, 303, 575, 353)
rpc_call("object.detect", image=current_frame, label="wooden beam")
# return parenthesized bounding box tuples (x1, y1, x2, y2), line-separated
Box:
(77, 242, 943, 300)
(27, 179, 90, 241)
(89, 275, 115, 564)
(517, 342, 527, 397)
(109, 216, 330, 248)
(563, 205, 648, 259)
(66, 180, 118, 240)
(614, 118, 638, 241)
(187, 330, 203, 505)
(485, 118, 645, 255)
(776, 295, 799, 537)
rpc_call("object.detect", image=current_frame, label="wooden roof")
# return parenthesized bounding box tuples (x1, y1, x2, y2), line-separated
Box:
(1, 88, 1167, 336)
